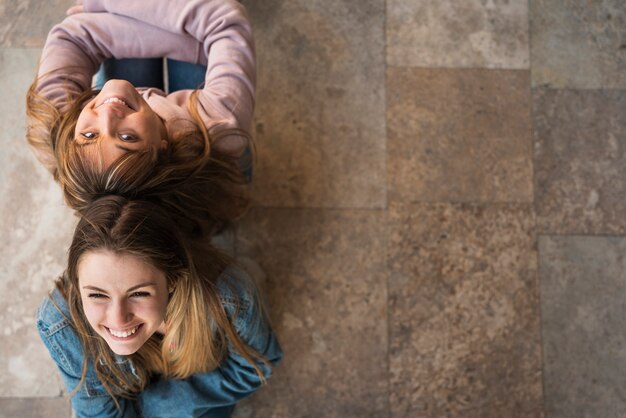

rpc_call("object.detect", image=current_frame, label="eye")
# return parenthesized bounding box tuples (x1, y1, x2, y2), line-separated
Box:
(81, 132, 97, 140)
(119, 134, 137, 142)
(130, 291, 150, 298)
(88, 292, 108, 299)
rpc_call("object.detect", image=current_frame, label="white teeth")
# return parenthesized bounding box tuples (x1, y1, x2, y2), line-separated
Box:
(103, 97, 129, 107)
(108, 326, 138, 338)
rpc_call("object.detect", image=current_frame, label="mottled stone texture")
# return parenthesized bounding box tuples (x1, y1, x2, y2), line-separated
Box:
(533, 88, 626, 234)
(0, 397, 71, 418)
(233, 209, 388, 418)
(531, 0, 626, 89)
(242, 0, 386, 209)
(0, 0, 74, 47)
(387, 68, 533, 204)
(388, 203, 543, 418)
(387, 0, 529, 68)
(539, 236, 626, 418)
(3, 0, 626, 415)
(0, 49, 75, 397)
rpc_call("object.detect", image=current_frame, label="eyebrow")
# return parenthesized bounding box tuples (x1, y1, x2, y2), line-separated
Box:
(116, 144, 134, 152)
(82, 282, 157, 293)
(75, 141, 134, 153)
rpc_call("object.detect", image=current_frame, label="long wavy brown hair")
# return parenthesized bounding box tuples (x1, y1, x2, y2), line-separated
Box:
(26, 74, 252, 237)
(55, 195, 268, 402)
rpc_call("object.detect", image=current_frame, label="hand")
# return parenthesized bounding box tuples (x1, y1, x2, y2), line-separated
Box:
(66, 0, 84, 15)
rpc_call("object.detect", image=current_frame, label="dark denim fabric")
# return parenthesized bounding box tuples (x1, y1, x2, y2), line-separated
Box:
(94, 58, 206, 92)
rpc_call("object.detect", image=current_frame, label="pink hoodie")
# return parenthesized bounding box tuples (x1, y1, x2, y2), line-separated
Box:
(32, 0, 255, 172)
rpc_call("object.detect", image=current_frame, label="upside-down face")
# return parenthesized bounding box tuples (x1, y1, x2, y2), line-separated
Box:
(74, 79, 168, 169)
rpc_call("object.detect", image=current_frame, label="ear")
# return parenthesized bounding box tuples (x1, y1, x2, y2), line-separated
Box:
(160, 138, 168, 150)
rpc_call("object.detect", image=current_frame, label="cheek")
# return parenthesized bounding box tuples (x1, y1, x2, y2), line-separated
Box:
(158, 300, 169, 321)
(81, 302, 103, 329)
(137, 299, 168, 323)
(74, 106, 91, 137)
(145, 112, 166, 144)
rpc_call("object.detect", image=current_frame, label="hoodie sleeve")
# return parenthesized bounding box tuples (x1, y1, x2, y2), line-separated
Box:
(82, 0, 256, 155)
(29, 12, 200, 173)
(36, 12, 202, 107)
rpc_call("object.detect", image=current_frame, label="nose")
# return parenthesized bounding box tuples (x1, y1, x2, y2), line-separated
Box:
(96, 104, 127, 136)
(108, 300, 133, 328)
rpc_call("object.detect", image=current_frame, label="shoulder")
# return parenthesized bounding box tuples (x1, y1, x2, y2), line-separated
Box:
(216, 266, 256, 303)
(215, 266, 260, 328)
(36, 288, 90, 380)
(36, 287, 71, 336)
(142, 89, 199, 140)
(214, 265, 282, 359)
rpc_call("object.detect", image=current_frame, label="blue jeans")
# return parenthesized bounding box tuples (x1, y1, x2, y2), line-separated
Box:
(94, 58, 206, 92)
(94, 58, 253, 182)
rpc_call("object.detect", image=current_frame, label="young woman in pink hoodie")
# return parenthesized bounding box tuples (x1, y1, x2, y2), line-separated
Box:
(26, 0, 255, 235)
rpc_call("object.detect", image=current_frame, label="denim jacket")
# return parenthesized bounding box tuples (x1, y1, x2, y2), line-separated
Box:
(36, 267, 283, 418)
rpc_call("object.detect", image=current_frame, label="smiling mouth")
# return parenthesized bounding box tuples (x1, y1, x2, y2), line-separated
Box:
(98, 96, 135, 111)
(106, 324, 142, 340)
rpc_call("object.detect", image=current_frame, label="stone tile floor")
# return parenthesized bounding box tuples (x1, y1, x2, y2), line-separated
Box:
(0, 0, 624, 417)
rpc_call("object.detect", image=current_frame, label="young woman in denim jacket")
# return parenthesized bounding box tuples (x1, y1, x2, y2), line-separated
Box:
(26, 0, 255, 236)
(36, 196, 283, 417)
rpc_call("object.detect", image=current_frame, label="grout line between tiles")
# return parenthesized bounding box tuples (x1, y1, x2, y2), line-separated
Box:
(386, 65, 531, 71)
(383, 0, 392, 413)
(536, 233, 626, 239)
(527, 1, 549, 414)
(248, 205, 388, 212)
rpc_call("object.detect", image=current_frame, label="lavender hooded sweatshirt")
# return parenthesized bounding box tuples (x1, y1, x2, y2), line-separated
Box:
(31, 0, 255, 174)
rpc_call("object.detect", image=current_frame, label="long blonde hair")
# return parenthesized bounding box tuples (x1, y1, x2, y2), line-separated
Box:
(57, 196, 268, 401)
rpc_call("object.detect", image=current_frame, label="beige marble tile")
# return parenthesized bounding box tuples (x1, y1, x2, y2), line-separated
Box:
(0, 397, 71, 418)
(539, 236, 626, 418)
(387, 0, 529, 68)
(242, 0, 386, 209)
(387, 68, 533, 204)
(0, 49, 76, 397)
(388, 203, 543, 417)
(233, 208, 388, 418)
(0, 0, 74, 47)
(533, 88, 626, 234)
(531, 0, 626, 89)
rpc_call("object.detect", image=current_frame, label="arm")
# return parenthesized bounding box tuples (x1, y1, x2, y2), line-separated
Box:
(36, 12, 202, 107)
(36, 294, 139, 418)
(138, 271, 283, 416)
(28, 12, 200, 173)
(83, 0, 256, 154)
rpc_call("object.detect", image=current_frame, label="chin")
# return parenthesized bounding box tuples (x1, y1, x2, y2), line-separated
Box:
(107, 341, 142, 356)
(103, 79, 135, 89)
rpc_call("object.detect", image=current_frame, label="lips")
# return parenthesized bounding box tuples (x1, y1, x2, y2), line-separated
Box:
(97, 96, 135, 111)
(105, 324, 142, 340)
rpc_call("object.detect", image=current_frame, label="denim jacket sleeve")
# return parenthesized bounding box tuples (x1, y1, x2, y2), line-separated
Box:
(138, 267, 283, 418)
(36, 288, 139, 418)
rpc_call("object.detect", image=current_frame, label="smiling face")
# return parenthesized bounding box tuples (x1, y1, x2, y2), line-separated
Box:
(75, 79, 168, 169)
(78, 250, 169, 356)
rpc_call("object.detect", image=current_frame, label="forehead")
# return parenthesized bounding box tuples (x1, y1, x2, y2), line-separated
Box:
(68, 145, 157, 180)
(77, 250, 167, 291)
(73, 143, 126, 172)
